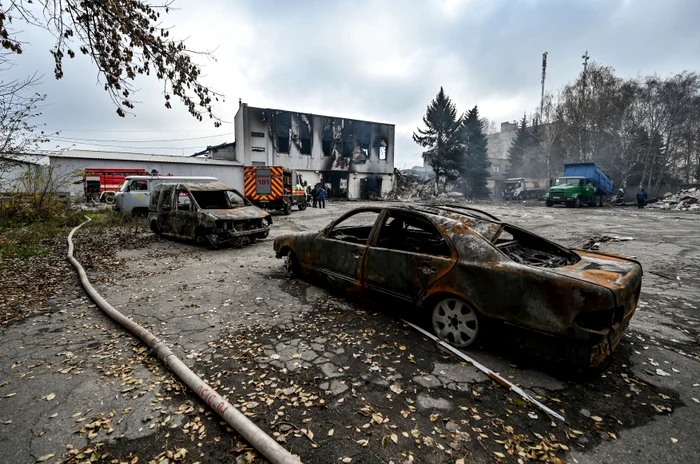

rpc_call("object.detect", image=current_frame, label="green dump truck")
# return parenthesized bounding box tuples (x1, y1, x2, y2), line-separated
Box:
(545, 162, 614, 208)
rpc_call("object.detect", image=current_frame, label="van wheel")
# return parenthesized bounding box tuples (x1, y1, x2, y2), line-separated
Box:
(150, 220, 161, 235)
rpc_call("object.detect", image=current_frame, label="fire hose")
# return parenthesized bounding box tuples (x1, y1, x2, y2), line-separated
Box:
(67, 216, 301, 464)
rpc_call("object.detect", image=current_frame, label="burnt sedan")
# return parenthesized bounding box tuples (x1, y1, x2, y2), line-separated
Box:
(149, 182, 272, 248)
(273, 205, 642, 367)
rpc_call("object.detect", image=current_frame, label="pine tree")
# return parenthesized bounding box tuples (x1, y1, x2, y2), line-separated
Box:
(462, 106, 491, 198)
(413, 87, 463, 192)
(506, 115, 529, 179)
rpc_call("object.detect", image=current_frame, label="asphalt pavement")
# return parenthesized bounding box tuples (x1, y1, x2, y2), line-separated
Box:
(0, 201, 698, 463)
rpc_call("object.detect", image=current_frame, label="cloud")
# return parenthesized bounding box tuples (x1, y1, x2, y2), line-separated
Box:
(2, 0, 698, 168)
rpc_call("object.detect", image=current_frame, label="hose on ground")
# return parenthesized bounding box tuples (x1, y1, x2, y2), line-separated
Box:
(67, 216, 301, 464)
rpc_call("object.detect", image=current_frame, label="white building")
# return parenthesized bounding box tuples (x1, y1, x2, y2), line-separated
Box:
(195, 103, 396, 199)
(0, 150, 243, 196)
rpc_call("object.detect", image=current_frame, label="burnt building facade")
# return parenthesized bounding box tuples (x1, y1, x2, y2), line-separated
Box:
(202, 103, 395, 199)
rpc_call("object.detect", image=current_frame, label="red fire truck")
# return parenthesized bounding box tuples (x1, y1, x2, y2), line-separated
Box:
(83, 168, 149, 203)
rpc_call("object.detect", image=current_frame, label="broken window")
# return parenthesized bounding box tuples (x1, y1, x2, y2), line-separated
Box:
(159, 188, 173, 211)
(191, 190, 229, 209)
(277, 135, 290, 154)
(342, 121, 354, 157)
(379, 144, 387, 161)
(376, 212, 450, 257)
(274, 112, 292, 154)
(300, 138, 311, 155)
(251, 147, 265, 152)
(322, 120, 334, 157)
(298, 114, 312, 155)
(329, 211, 381, 244)
(251, 132, 265, 138)
(177, 189, 193, 211)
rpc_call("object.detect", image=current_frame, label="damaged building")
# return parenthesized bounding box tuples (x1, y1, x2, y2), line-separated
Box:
(196, 102, 395, 199)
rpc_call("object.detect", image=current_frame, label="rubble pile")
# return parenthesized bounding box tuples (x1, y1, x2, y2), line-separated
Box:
(648, 187, 700, 211)
(386, 169, 465, 202)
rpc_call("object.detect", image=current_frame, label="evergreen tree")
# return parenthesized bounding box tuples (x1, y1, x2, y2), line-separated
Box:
(506, 115, 529, 178)
(413, 87, 464, 192)
(462, 106, 491, 198)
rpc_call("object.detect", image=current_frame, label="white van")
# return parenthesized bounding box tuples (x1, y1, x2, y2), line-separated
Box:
(114, 176, 218, 216)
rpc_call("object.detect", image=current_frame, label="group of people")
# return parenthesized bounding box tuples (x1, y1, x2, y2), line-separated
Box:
(307, 183, 328, 209)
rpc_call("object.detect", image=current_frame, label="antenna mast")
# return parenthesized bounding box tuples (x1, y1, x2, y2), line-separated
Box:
(540, 52, 548, 123)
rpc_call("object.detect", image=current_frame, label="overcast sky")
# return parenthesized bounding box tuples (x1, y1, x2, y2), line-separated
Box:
(6, 0, 700, 168)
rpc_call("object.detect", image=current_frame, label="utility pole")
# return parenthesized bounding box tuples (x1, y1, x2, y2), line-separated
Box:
(539, 52, 548, 124)
(581, 50, 590, 161)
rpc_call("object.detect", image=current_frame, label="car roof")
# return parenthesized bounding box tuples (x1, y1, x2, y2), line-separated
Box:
(344, 204, 503, 242)
(183, 182, 235, 191)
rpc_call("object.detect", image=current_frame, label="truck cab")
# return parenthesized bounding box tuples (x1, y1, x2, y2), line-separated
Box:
(545, 162, 613, 208)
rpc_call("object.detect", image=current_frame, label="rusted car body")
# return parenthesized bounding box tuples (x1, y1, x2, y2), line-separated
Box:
(273, 205, 642, 367)
(149, 182, 272, 247)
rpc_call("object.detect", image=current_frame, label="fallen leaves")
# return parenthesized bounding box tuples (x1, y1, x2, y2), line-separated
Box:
(36, 453, 56, 462)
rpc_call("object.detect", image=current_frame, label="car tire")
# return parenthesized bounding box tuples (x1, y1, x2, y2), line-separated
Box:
(573, 197, 581, 208)
(283, 250, 299, 277)
(546, 201, 553, 207)
(431, 297, 480, 348)
(297, 200, 307, 211)
(283, 202, 292, 215)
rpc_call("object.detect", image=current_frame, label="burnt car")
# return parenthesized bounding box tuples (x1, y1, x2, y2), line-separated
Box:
(149, 182, 272, 247)
(273, 205, 642, 367)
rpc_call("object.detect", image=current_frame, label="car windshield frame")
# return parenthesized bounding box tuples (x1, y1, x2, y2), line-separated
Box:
(190, 189, 248, 210)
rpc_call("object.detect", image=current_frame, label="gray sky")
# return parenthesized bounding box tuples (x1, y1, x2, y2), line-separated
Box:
(6, 0, 700, 168)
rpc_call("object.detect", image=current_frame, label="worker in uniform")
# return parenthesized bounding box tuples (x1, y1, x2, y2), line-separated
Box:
(636, 185, 648, 209)
(316, 183, 326, 209)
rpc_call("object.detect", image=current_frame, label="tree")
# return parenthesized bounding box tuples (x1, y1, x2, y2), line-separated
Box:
(0, 0, 222, 124)
(413, 87, 464, 192)
(506, 115, 530, 179)
(0, 54, 50, 185)
(461, 105, 490, 198)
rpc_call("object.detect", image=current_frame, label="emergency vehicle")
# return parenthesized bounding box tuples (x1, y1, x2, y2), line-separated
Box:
(243, 166, 308, 215)
(83, 168, 149, 203)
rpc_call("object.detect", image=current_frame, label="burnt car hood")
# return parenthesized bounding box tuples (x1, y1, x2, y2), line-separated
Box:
(204, 207, 269, 220)
(550, 250, 642, 305)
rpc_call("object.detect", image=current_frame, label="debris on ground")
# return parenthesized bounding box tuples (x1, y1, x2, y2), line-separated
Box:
(647, 187, 700, 211)
(386, 168, 467, 202)
(579, 235, 635, 251)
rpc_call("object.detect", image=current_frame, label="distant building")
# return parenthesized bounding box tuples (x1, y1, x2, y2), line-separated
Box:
(485, 122, 517, 196)
(195, 102, 396, 199)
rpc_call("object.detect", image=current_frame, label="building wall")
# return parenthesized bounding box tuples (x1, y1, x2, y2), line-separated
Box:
(232, 104, 395, 175)
(48, 157, 244, 195)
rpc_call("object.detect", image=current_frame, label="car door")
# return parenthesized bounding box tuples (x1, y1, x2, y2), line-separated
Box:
(156, 185, 175, 234)
(311, 209, 383, 294)
(172, 187, 197, 239)
(363, 210, 457, 304)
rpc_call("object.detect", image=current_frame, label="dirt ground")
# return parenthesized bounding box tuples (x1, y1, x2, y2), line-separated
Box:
(1, 201, 698, 464)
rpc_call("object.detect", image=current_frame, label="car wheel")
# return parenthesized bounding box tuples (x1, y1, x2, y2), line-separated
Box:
(573, 197, 581, 208)
(297, 200, 307, 211)
(283, 202, 292, 215)
(545, 200, 553, 207)
(432, 297, 480, 348)
(283, 250, 299, 277)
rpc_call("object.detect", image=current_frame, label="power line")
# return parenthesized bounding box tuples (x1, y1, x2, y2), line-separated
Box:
(48, 132, 234, 143)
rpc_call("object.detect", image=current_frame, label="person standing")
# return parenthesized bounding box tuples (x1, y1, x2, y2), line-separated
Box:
(316, 184, 326, 209)
(311, 185, 318, 208)
(636, 186, 648, 208)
